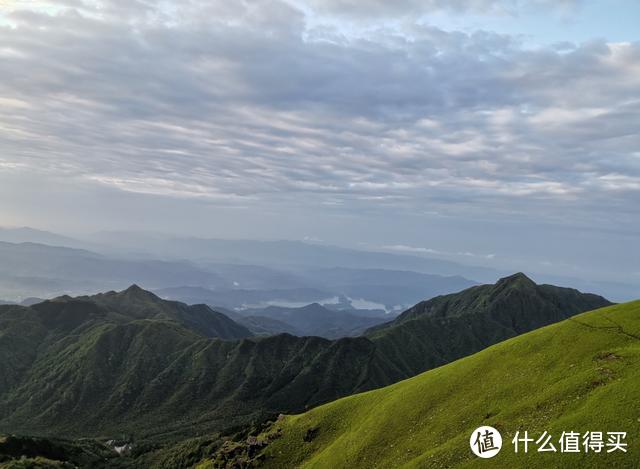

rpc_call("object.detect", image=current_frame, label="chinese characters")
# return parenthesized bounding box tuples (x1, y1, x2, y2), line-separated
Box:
(512, 431, 627, 454)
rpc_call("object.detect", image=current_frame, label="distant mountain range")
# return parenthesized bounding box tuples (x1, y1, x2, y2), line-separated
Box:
(0, 228, 640, 300)
(0, 227, 82, 248)
(237, 303, 390, 339)
(0, 241, 227, 299)
(154, 285, 336, 311)
(0, 239, 480, 315)
(0, 274, 610, 445)
(0, 297, 52, 306)
(1, 227, 637, 302)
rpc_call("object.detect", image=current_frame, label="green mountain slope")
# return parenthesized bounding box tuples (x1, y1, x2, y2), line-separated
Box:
(0, 276, 610, 442)
(363, 273, 611, 379)
(236, 301, 640, 468)
(33, 285, 253, 340)
(380, 272, 607, 325)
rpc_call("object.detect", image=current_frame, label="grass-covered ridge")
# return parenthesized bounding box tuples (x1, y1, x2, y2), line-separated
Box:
(242, 301, 640, 468)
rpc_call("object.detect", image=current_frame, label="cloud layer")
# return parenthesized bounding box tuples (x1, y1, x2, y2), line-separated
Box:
(304, 0, 582, 18)
(0, 0, 638, 278)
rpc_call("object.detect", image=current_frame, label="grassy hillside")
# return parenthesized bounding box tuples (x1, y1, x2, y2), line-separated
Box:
(234, 301, 640, 468)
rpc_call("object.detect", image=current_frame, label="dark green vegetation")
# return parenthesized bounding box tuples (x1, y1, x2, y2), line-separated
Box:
(0, 286, 254, 439)
(222, 300, 640, 468)
(0, 273, 609, 451)
(365, 272, 612, 377)
(0, 435, 122, 468)
(83, 285, 252, 340)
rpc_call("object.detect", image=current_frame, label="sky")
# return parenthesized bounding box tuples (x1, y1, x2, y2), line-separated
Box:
(0, 0, 638, 284)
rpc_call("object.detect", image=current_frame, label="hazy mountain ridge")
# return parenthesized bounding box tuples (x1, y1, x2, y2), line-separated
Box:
(0, 240, 480, 313)
(0, 227, 84, 249)
(0, 228, 636, 302)
(239, 303, 389, 339)
(233, 315, 302, 336)
(0, 241, 227, 300)
(154, 286, 335, 311)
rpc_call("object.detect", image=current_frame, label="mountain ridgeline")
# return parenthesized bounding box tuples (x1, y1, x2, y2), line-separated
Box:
(365, 272, 612, 377)
(238, 303, 389, 338)
(244, 300, 640, 469)
(0, 274, 610, 442)
(32, 284, 252, 340)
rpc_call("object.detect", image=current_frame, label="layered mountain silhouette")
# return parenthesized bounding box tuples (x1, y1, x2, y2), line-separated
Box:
(0, 239, 482, 308)
(0, 274, 610, 442)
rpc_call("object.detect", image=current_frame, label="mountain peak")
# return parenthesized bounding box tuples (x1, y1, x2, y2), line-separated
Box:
(496, 272, 536, 289)
(121, 284, 158, 301)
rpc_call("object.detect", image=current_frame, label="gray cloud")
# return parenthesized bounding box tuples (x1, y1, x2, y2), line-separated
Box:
(0, 0, 638, 281)
(302, 0, 583, 18)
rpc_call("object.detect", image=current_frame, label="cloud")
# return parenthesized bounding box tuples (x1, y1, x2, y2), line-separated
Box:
(0, 0, 638, 230)
(381, 244, 497, 260)
(302, 0, 583, 18)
